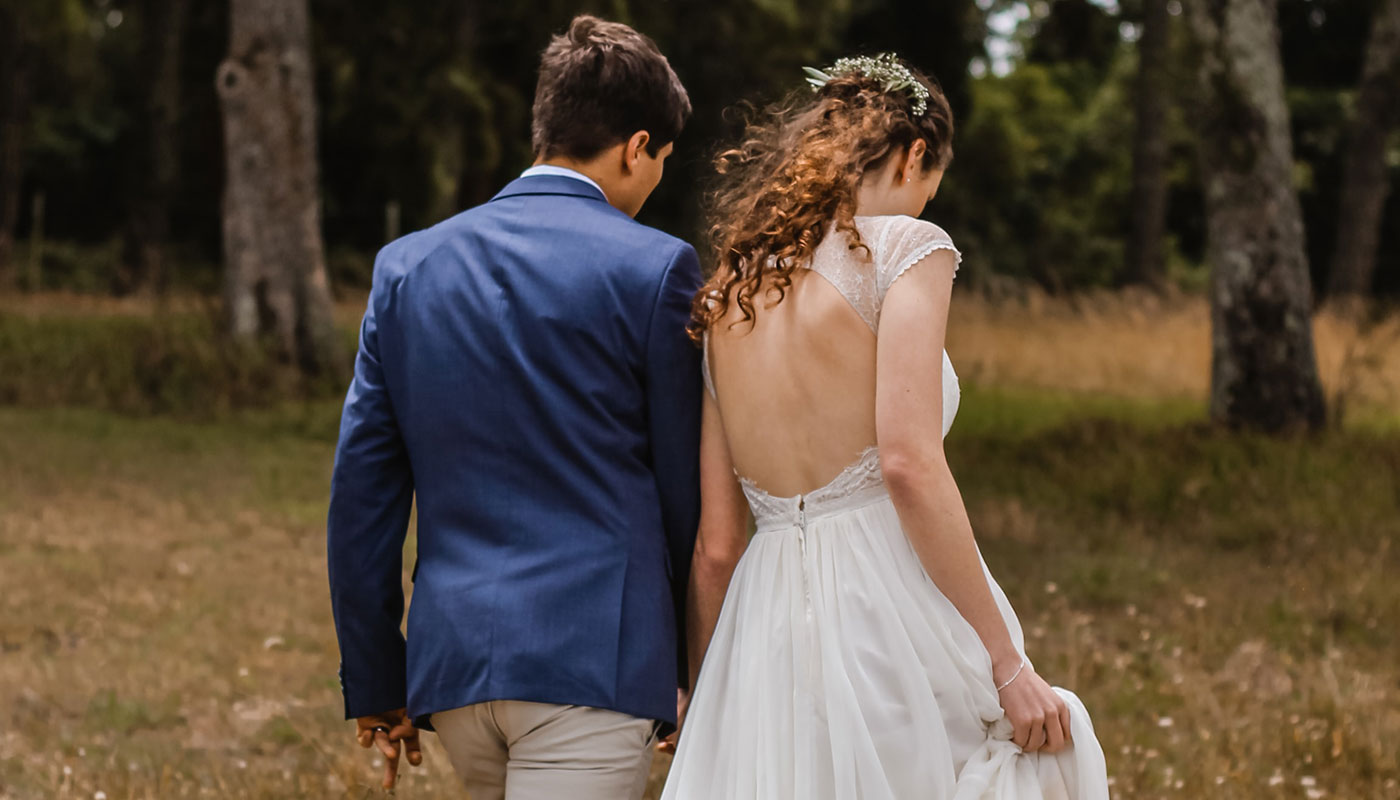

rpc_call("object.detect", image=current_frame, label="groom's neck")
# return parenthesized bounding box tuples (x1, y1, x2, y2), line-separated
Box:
(533, 151, 631, 213)
(534, 156, 609, 188)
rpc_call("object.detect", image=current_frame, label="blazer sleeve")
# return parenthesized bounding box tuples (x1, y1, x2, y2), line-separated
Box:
(645, 243, 705, 689)
(326, 250, 415, 719)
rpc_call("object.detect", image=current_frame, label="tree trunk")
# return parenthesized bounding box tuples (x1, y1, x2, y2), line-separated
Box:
(0, 10, 30, 291)
(216, 0, 342, 377)
(127, 0, 190, 295)
(1125, 0, 1171, 288)
(1184, 0, 1325, 432)
(1326, 0, 1400, 302)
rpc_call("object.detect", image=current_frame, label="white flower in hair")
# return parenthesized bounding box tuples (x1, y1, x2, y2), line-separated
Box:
(803, 53, 930, 117)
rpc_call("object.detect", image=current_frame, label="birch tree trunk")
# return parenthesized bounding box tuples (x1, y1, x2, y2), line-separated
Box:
(216, 0, 342, 376)
(1184, 0, 1326, 431)
(1326, 0, 1400, 302)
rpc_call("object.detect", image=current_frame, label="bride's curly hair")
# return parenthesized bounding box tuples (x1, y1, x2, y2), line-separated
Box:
(689, 59, 954, 342)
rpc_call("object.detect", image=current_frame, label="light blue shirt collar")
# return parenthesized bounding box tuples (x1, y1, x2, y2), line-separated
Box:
(519, 165, 607, 200)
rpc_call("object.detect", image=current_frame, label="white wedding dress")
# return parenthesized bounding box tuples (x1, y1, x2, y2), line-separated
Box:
(661, 216, 1110, 800)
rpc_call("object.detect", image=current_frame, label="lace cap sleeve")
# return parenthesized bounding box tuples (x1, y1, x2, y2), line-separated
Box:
(876, 217, 961, 300)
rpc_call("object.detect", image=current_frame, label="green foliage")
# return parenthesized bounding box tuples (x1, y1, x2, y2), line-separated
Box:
(13, 239, 125, 293)
(4, 0, 1396, 295)
(939, 55, 1137, 288)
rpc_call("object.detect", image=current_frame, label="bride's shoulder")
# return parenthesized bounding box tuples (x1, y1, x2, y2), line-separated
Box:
(855, 214, 956, 252)
(861, 216, 962, 291)
(883, 214, 955, 243)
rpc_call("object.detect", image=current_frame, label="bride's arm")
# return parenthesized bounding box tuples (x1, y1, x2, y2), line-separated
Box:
(875, 250, 1070, 754)
(686, 391, 751, 691)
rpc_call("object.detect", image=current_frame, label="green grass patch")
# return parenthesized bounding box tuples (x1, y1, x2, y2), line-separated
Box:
(0, 310, 350, 415)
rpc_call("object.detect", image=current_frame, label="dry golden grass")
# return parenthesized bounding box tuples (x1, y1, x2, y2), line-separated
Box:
(947, 288, 1400, 417)
(1, 290, 1398, 799)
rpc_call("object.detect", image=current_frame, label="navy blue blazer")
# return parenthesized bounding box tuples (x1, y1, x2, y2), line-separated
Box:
(327, 175, 703, 729)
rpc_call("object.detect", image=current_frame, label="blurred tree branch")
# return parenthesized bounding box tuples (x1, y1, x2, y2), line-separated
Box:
(0, 5, 33, 290)
(1326, 0, 1400, 304)
(124, 0, 190, 296)
(1126, 0, 1170, 289)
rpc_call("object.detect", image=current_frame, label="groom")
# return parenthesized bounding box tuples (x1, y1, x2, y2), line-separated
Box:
(327, 15, 701, 799)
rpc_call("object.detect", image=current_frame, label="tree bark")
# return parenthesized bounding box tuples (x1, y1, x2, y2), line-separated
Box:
(0, 10, 30, 291)
(1326, 0, 1400, 302)
(216, 0, 342, 376)
(127, 0, 190, 295)
(1184, 0, 1326, 432)
(1125, 0, 1171, 288)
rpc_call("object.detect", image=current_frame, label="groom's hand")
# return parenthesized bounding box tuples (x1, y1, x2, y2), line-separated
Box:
(355, 708, 422, 789)
(656, 688, 690, 755)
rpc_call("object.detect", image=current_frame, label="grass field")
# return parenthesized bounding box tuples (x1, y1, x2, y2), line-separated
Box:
(1, 291, 1398, 799)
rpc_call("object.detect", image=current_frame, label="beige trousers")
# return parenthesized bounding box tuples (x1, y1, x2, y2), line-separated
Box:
(433, 701, 657, 800)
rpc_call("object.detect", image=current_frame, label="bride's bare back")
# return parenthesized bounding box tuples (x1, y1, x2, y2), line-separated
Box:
(703, 215, 961, 498)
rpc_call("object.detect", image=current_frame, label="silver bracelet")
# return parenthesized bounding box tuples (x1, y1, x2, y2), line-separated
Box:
(996, 659, 1025, 692)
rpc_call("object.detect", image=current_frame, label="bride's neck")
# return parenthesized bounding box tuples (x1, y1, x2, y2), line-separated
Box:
(853, 170, 906, 218)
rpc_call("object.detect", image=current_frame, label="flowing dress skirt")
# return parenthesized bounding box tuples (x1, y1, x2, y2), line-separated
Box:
(661, 492, 1110, 800)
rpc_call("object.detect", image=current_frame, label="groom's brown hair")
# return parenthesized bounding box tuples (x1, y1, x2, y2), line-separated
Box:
(532, 15, 691, 160)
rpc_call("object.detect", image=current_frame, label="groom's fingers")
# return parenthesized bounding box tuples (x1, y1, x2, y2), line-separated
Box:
(374, 729, 399, 761)
(398, 729, 423, 767)
(374, 729, 401, 789)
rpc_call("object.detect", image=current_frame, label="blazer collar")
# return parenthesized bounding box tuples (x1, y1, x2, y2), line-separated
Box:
(491, 174, 609, 205)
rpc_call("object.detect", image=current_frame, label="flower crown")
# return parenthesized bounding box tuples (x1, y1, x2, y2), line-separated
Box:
(803, 53, 930, 117)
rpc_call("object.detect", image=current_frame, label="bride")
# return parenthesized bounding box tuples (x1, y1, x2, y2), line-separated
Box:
(660, 54, 1110, 799)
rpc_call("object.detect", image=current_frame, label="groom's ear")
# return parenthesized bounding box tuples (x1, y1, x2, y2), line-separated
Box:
(621, 131, 653, 174)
